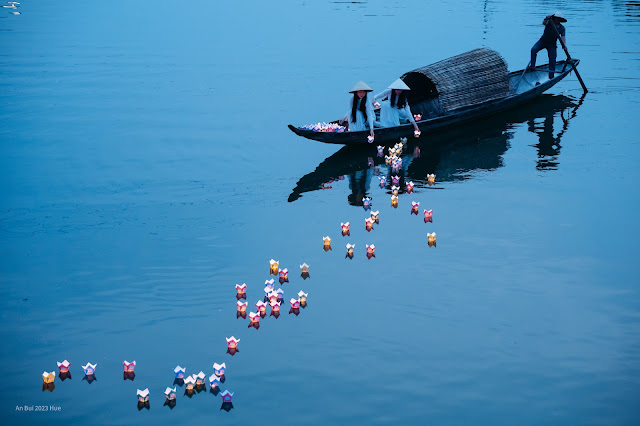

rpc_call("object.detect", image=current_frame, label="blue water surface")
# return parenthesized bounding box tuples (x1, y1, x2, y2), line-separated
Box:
(1, 0, 639, 424)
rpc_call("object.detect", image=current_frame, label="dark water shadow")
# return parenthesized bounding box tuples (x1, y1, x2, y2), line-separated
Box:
(288, 94, 584, 205)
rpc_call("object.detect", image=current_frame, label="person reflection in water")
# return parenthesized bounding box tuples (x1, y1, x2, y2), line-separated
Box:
(528, 111, 561, 171)
(347, 168, 373, 206)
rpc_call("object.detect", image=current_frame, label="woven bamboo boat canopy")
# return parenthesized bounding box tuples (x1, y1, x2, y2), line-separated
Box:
(401, 48, 510, 113)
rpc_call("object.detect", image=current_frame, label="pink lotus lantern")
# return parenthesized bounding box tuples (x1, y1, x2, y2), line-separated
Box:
(367, 135, 374, 143)
(427, 174, 436, 185)
(270, 300, 281, 312)
(341, 222, 350, 236)
(123, 361, 136, 373)
(391, 195, 398, 208)
(237, 300, 248, 313)
(406, 181, 414, 193)
(256, 300, 267, 314)
(391, 185, 399, 196)
(411, 201, 420, 215)
(278, 268, 289, 283)
(235, 283, 247, 296)
(392, 175, 400, 185)
(290, 298, 301, 309)
(226, 336, 240, 350)
(414, 114, 422, 121)
(377, 145, 384, 156)
(424, 209, 433, 223)
(249, 312, 260, 324)
(366, 244, 376, 259)
(385, 155, 393, 165)
(57, 360, 70, 374)
(378, 176, 387, 187)
(362, 197, 372, 209)
(365, 217, 374, 232)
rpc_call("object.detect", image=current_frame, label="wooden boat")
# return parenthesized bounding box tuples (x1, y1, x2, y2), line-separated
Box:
(288, 48, 581, 145)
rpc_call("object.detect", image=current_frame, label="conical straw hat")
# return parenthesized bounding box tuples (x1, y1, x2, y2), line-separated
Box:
(349, 81, 373, 93)
(552, 11, 567, 22)
(387, 78, 410, 91)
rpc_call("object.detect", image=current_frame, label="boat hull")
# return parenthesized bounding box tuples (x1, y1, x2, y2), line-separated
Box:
(288, 60, 579, 145)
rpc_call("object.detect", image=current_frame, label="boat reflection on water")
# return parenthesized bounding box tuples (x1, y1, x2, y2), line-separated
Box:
(288, 94, 584, 205)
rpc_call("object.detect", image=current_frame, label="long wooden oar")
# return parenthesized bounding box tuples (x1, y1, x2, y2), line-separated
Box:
(549, 19, 588, 93)
(514, 61, 531, 91)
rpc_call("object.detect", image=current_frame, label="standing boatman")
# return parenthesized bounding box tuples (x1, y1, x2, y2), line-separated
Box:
(529, 12, 567, 79)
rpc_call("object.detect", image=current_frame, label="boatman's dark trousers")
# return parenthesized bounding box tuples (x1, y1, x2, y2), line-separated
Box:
(530, 39, 557, 79)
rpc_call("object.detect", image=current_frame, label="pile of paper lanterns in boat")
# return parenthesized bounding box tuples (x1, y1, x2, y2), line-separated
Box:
(41, 259, 311, 412)
(301, 122, 346, 132)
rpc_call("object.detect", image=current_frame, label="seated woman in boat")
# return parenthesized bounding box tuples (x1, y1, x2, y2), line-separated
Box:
(339, 81, 375, 139)
(373, 79, 420, 134)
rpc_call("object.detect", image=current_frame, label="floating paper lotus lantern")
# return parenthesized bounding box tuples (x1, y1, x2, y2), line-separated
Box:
(406, 181, 414, 193)
(346, 243, 355, 258)
(270, 300, 281, 312)
(300, 262, 310, 279)
(378, 176, 387, 187)
(366, 244, 376, 259)
(391, 162, 401, 173)
(268, 291, 278, 304)
(371, 210, 379, 224)
(414, 114, 422, 121)
(377, 145, 384, 156)
(195, 371, 206, 386)
(367, 135, 374, 143)
(123, 360, 136, 373)
(385, 155, 393, 165)
(42, 371, 55, 384)
(427, 174, 436, 185)
(164, 387, 177, 401)
(428, 232, 437, 244)
(411, 201, 420, 215)
(388, 147, 396, 156)
(341, 222, 350, 236)
(290, 298, 301, 309)
(57, 360, 70, 373)
(237, 300, 248, 312)
(275, 288, 284, 302)
(249, 312, 260, 324)
(414, 129, 421, 138)
(82, 363, 96, 376)
(137, 388, 150, 403)
(278, 268, 289, 284)
(226, 336, 240, 350)
(213, 363, 226, 377)
(424, 209, 433, 223)
(209, 373, 221, 389)
(400, 137, 408, 143)
(323, 236, 332, 251)
(362, 197, 372, 209)
(391, 185, 399, 196)
(256, 300, 267, 314)
(269, 259, 279, 275)
(174, 366, 186, 379)
(365, 217, 374, 232)
(221, 390, 234, 403)
(184, 375, 196, 391)
(235, 283, 247, 295)
(392, 175, 400, 185)
(391, 195, 398, 207)
(297, 291, 308, 304)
